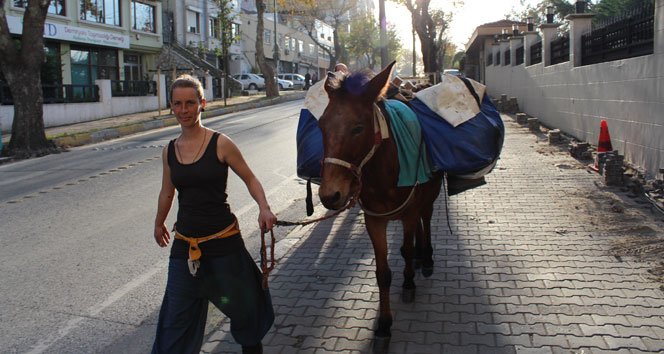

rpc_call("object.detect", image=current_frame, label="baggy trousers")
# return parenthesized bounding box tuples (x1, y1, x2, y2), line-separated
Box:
(151, 247, 274, 354)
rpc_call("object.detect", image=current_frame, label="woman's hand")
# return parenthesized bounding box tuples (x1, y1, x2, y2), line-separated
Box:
(154, 223, 171, 247)
(258, 207, 277, 233)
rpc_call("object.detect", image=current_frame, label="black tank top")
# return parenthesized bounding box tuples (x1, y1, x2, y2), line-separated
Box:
(168, 132, 243, 258)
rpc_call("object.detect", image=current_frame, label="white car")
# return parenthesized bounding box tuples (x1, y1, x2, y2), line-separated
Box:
(258, 74, 294, 90)
(278, 73, 307, 90)
(232, 73, 265, 90)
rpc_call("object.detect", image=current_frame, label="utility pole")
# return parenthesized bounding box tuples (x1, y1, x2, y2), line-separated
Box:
(273, 0, 280, 93)
(379, 0, 388, 68)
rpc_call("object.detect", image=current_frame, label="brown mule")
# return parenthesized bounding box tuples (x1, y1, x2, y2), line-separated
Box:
(317, 62, 443, 353)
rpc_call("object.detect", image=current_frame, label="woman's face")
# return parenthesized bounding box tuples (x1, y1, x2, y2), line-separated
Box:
(171, 87, 205, 127)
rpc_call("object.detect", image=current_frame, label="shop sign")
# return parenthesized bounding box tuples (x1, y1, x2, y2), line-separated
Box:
(7, 15, 130, 49)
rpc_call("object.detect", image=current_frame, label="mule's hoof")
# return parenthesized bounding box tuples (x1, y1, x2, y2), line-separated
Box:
(414, 258, 422, 269)
(422, 266, 434, 277)
(373, 334, 390, 354)
(402, 287, 415, 303)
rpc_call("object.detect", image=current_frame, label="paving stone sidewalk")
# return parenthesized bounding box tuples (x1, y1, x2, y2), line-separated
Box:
(202, 114, 664, 353)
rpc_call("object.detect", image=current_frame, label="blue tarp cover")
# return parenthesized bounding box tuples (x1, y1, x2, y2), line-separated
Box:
(410, 93, 504, 174)
(295, 93, 504, 181)
(296, 109, 323, 181)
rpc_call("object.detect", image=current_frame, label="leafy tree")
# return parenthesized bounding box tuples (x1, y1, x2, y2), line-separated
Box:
(391, 0, 457, 80)
(593, 0, 654, 23)
(280, 0, 358, 71)
(255, 0, 278, 97)
(213, 0, 240, 103)
(506, 0, 653, 26)
(345, 15, 403, 70)
(0, 0, 57, 158)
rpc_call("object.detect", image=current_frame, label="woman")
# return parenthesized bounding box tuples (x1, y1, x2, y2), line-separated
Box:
(152, 75, 275, 354)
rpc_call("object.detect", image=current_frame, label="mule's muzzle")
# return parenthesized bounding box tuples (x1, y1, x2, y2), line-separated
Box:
(320, 191, 344, 210)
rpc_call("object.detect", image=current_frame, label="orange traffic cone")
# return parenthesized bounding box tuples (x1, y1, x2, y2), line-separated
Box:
(598, 120, 613, 152)
(588, 120, 613, 173)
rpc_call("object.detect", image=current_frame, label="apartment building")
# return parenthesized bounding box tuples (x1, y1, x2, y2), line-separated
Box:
(238, 8, 334, 79)
(4, 0, 163, 87)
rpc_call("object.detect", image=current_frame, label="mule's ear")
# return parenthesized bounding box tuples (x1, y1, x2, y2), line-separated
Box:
(363, 61, 396, 102)
(324, 71, 340, 97)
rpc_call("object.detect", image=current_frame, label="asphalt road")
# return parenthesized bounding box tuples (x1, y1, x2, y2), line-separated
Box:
(0, 99, 316, 354)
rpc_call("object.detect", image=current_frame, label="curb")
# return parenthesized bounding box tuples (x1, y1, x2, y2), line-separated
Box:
(51, 91, 306, 148)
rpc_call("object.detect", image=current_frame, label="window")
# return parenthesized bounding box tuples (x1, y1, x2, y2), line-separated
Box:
(264, 29, 271, 44)
(298, 40, 303, 53)
(231, 23, 240, 42)
(71, 46, 118, 87)
(131, 1, 155, 33)
(187, 10, 200, 33)
(123, 53, 141, 81)
(284, 36, 290, 50)
(79, 0, 120, 26)
(209, 18, 219, 39)
(14, 0, 66, 16)
(308, 44, 315, 55)
(291, 38, 295, 50)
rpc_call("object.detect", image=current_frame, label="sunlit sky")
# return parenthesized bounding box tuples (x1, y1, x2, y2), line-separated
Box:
(379, 0, 540, 50)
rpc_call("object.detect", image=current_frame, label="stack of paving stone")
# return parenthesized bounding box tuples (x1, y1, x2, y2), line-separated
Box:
(602, 151, 624, 186)
(569, 141, 591, 159)
(504, 97, 519, 114)
(548, 129, 561, 144)
(527, 117, 540, 131)
(516, 113, 528, 124)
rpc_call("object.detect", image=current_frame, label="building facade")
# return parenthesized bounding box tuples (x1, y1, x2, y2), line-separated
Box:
(237, 11, 333, 79)
(4, 0, 163, 87)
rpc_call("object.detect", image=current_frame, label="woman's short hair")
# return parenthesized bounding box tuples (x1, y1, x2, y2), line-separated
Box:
(169, 74, 205, 103)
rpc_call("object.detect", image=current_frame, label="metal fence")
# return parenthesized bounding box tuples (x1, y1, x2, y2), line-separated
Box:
(504, 49, 511, 65)
(531, 41, 542, 65)
(111, 80, 157, 97)
(496, 51, 501, 65)
(581, 3, 654, 66)
(0, 82, 99, 105)
(516, 46, 524, 65)
(487, 53, 493, 66)
(550, 35, 570, 65)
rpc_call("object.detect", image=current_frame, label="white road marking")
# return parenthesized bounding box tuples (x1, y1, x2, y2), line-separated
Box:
(24, 264, 164, 354)
(23, 174, 299, 354)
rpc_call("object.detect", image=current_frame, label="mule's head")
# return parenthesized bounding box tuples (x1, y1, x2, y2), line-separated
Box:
(318, 61, 396, 210)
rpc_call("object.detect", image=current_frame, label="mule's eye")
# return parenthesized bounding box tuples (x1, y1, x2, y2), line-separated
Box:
(351, 126, 364, 136)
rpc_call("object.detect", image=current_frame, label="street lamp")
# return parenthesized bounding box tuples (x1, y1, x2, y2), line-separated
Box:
(546, 6, 555, 24)
(575, 1, 587, 14)
(512, 24, 519, 36)
(527, 16, 534, 32)
(502, 28, 508, 40)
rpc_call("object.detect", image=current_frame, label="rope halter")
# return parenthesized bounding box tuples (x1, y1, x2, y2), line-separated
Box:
(323, 103, 390, 177)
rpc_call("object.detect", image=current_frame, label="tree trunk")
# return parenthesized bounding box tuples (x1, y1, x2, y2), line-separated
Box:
(0, 0, 56, 158)
(5, 65, 54, 157)
(255, 0, 278, 98)
(404, 0, 439, 82)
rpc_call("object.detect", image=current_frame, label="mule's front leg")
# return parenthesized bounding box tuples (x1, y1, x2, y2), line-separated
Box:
(365, 215, 392, 353)
(400, 213, 418, 303)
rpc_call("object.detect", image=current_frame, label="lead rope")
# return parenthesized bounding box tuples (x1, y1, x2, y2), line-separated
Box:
(260, 174, 363, 290)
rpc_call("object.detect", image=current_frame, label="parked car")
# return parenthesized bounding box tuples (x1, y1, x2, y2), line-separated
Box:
(257, 74, 294, 90)
(443, 69, 462, 77)
(232, 73, 265, 90)
(277, 73, 307, 90)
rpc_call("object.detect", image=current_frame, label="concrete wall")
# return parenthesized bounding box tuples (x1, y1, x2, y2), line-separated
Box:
(485, 1, 664, 178)
(0, 74, 170, 133)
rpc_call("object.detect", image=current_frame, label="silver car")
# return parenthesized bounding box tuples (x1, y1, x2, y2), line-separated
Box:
(232, 73, 265, 90)
(278, 73, 307, 90)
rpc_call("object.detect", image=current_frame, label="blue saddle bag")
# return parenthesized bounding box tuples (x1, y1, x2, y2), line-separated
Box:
(296, 108, 324, 183)
(409, 92, 504, 176)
